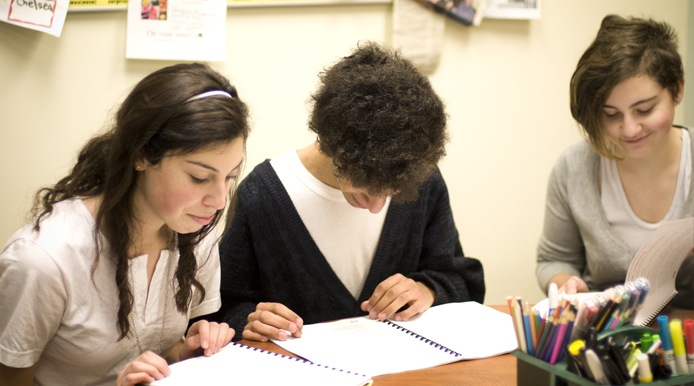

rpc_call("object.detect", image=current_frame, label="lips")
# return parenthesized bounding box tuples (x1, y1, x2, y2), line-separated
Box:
(190, 213, 215, 225)
(351, 194, 367, 209)
(622, 133, 649, 145)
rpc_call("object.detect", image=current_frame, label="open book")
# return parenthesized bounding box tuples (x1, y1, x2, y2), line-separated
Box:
(273, 301, 518, 376)
(626, 217, 694, 326)
(150, 341, 373, 386)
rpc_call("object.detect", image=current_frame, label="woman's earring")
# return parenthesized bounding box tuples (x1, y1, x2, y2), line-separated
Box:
(135, 164, 144, 171)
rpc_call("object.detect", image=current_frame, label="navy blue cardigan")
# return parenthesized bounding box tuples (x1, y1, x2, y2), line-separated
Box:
(214, 161, 485, 339)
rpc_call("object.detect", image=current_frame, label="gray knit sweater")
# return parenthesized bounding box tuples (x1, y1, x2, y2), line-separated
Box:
(536, 126, 694, 308)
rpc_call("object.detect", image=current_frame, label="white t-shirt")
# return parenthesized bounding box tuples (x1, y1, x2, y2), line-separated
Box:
(601, 129, 692, 252)
(0, 198, 221, 386)
(271, 150, 389, 299)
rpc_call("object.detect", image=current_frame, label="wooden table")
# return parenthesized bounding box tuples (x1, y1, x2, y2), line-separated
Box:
(239, 305, 518, 386)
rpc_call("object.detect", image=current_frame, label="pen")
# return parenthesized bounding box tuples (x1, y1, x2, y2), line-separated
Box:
(641, 332, 653, 352)
(657, 315, 678, 375)
(593, 289, 617, 331)
(685, 319, 694, 373)
(584, 348, 610, 385)
(670, 319, 689, 374)
(649, 334, 661, 353)
(637, 352, 653, 383)
(600, 351, 627, 385)
(570, 297, 598, 342)
(606, 338, 630, 382)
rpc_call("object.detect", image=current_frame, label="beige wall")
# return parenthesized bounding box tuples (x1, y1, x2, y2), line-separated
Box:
(0, 0, 690, 306)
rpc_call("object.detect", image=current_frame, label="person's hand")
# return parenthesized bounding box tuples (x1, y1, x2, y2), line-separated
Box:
(559, 275, 589, 295)
(116, 351, 170, 386)
(360, 273, 434, 321)
(179, 320, 235, 360)
(242, 302, 304, 342)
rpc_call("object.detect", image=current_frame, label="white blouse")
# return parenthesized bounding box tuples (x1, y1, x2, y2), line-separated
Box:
(0, 198, 221, 386)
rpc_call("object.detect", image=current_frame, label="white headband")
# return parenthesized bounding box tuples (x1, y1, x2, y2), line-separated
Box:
(186, 90, 233, 102)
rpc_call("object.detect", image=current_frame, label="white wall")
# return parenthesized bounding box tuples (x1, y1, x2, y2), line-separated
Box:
(0, 0, 690, 306)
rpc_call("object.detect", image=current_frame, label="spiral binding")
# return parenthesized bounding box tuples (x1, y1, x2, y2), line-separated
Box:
(232, 342, 371, 378)
(382, 320, 462, 357)
(640, 292, 677, 327)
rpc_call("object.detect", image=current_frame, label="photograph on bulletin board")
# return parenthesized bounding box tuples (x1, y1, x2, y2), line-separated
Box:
(140, 0, 167, 20)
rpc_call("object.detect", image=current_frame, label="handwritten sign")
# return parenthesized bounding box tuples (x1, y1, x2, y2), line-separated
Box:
(0, 0, 68, 36)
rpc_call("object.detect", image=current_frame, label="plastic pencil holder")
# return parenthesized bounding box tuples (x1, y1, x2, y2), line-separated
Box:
(514, 326, 694, 386)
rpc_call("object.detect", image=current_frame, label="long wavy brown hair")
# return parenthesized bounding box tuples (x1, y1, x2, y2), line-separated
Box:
(32, 63, 250, 339)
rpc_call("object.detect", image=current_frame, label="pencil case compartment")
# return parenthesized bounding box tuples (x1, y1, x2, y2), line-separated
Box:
(514, 324, 694, 386)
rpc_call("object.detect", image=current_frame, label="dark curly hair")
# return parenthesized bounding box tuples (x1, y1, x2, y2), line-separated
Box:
(309, 41, 448, 201)
(32, 63, 250, 339)
(570, 15, 683, 159)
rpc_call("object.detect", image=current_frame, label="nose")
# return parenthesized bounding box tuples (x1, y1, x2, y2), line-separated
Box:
(621, 114, 641, 138)
(364, 195, 387, 214)
(205, 180, 228, 210)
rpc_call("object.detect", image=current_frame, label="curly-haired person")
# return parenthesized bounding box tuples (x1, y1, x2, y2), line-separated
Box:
(209, 41, 485, 342)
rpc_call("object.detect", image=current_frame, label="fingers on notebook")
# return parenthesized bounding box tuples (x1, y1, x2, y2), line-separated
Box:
(245, 302, 304, 341)
(364, 275, 433, 321)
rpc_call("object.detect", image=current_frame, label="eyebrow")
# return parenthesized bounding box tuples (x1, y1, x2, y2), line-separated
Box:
(604, 95, 658, 109)
(185, 159, 243, 174)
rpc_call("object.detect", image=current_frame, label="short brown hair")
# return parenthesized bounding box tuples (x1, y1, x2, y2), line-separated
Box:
(569, 15, 683, 158)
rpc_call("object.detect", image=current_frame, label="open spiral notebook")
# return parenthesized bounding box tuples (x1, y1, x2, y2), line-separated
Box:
(273, 301, 518, 376)
(150, 341, 372, 386)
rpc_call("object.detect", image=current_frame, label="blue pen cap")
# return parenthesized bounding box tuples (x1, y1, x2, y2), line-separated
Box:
(657, 315, 673, 351)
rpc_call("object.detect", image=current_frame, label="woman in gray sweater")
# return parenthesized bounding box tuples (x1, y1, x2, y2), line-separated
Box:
(536, 15, 694, 308)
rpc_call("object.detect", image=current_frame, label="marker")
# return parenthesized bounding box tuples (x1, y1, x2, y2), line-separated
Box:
(548, 282, 558, 319)
(658, 315, 678, 375)
(685, 319, 694, 374)
(641, 333, 653, 352)
(567, 340, 589, 378)
(584, 348, 610, 385)
(671, 319, 689, 374)
(626, 347, 643, 378)
(637, 352, 653, 383)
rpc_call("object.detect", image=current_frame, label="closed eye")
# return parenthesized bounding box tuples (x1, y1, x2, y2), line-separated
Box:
(636, 106, 654, 115)
(603, 111, 621, 119)
(191, 175, 208, 184)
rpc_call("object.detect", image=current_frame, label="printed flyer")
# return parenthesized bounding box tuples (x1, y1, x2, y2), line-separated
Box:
(125, 0, 226, 61)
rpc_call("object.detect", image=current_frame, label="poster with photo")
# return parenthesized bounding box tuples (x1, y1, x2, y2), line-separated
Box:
(125, 0, 226, 61)
(0, 0, 69, 36)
